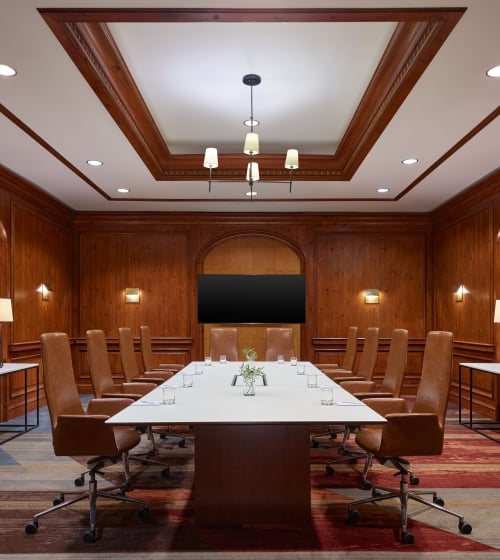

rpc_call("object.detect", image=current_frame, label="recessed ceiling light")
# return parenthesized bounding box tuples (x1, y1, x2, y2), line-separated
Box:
(86, 159, 103, 166)
(246, 191, 258, 197)
(377, 187, 390, 193)
(486, 65, 500, 78)
(244, 118, 260, 128)
(116, 188, 130, 193)
(402, 158, 418, 165)
(0, 64, 17, 77)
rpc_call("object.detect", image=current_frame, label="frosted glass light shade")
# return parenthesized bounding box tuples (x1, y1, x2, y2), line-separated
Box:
(285, 149, 299, 169)
(494, 300, 500, 323)
(246, 162, 260, 182)
(244, 132, 259, 155)
(203, 147, 218, 168)
(0, 299, 13, 322)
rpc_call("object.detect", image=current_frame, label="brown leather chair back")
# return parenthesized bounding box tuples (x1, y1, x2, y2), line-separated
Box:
(265, 327, 296, 361)
(139, 325, 156, 371)
(379, 328, 408, 396)
(412, 330, 453, 429)
(209, 327, 239, 361)
(119, 327, 141, 382)
(356, 327, 379, 380)
(86, 329, 116, 398)
(341, 326, 358, 370)
(41, 332, 84, 432)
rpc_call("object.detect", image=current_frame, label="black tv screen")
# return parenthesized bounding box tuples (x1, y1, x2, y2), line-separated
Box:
(197, 274, 306, 324)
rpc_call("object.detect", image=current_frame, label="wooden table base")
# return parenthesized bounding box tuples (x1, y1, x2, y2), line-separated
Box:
(194, 423, 311, 525)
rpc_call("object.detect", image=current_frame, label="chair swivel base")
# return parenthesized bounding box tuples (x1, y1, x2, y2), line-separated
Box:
(347, 460, 472, 544)
(25, 461, 150, 543)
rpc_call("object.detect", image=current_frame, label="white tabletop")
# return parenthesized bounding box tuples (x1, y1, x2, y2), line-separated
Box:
(106, 361, 386, 426)
(0, 362, 38, 375)
(459, 362, 500, 376)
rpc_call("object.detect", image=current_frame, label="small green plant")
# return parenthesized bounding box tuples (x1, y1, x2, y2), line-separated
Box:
(242, 347, 258, 361)
(239, 361, 264, 380)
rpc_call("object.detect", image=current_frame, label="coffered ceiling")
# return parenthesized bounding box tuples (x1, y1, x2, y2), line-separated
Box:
(0, 1, 499, 213)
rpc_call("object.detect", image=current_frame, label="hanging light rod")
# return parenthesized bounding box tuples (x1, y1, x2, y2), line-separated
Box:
(203, 74, 299, 199)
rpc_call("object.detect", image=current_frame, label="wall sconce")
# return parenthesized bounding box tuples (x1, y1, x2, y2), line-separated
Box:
(455, 284, 468, 302)
(37, 283, 52, 301)
(364, 288, 380, 304)
(125, 288, 140, 303)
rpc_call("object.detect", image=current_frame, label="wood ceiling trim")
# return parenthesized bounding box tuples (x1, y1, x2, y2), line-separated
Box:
(39, 8, 464, 185)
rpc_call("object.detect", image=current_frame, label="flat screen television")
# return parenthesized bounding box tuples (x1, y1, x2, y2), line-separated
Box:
(197, 274, 306, 324)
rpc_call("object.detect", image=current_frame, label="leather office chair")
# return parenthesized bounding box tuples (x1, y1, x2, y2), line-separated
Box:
(311, 327, 379, 447)
(139, 325, 184, 373)
(347, 331, 472, 544)
(264, 327, 296, 361)
(119, 327, 173, 384)
(87, 329, 170, 475)
(324, 326, 379, 383)
(25, 332, 149, 543)
(315, 326, 358, 372)
(209, 327, 239, 361)
(323, 328, 409, 477)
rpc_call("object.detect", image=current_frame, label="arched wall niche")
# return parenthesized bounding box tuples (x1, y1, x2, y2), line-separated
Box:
(198, 233, 305, 360)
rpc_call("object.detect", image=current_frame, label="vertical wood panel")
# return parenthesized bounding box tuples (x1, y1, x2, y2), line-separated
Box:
(315, 232, 427, 338)
(79, 232, 190, 337)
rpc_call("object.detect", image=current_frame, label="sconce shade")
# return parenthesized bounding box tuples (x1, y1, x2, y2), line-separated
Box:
(285, 149, 299, 170)
(203, 147, 218, 169)
(243, 132, 259, 155)
(0, 298, 13, 322)
(37, 284, 52, 301)
(494, 300, 500, 323)
(246, 162, 260, 182)
(364, 288, 380, 304)
(125, 288, 140, 303)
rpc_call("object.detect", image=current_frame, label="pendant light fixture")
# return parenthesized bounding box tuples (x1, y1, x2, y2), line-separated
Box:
(203, 74, 299, 198)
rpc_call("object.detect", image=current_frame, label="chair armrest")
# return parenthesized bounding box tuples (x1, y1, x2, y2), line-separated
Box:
(379, 413, 443, 456)
(53, 414, 120, 456)
(87, 398, 134, 415)
(102, 391, 143, 401)
(361, 397, 409, 416)
(144, 370, 173, 379)
(354, 391, 395, 400)
(122, 382, 156, 395)
(159, 363, 184, 372)
(340, 380, 377, 393)
(315, 363, 339, 370)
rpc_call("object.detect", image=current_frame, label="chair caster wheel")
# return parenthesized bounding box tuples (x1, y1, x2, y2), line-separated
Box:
(178, 440, 186, 448)
(402, 531, 414, 544)
(138, 507, 150, 521)
(459, 521, 472, 534)
(325, 465, 334, 475)
(83, 529, 96, 543)
(53, 494, 65, 506)
(434, 496, 445, 507)
(25, 521, 38, 534)
(347, 509, 359, 524)
(311, 439, 319, 448)
(372, 489, 382, 498)
(348, 457, 357, 464)
(410, 475, 419, 485)
(74, 476, 85, 486)
(360, 480, 372, 490)
(161, 467, 170, 478)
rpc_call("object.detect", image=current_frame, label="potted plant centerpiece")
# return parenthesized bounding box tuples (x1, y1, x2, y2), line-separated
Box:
(240, 347, 263, 396)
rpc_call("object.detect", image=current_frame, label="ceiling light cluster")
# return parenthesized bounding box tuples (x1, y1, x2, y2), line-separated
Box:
(203, 74, 299, 199)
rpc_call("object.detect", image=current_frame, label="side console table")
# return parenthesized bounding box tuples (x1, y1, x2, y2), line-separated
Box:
(458, 362, 500, 443)
(0, 362, 39, 444)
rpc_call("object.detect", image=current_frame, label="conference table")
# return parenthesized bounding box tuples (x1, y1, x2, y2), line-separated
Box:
(107, 361, 386, 525)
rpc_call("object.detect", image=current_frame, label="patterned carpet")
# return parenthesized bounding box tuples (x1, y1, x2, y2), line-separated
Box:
(0, 400, 499, 558)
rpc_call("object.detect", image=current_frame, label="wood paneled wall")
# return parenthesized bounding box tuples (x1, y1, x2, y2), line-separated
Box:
(2, 164, 500, 422)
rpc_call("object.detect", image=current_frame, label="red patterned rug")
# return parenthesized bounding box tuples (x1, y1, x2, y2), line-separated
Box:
(0, 419, 498, 554)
